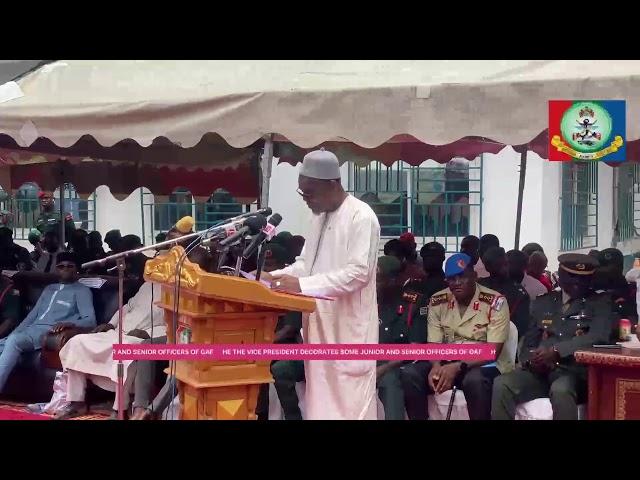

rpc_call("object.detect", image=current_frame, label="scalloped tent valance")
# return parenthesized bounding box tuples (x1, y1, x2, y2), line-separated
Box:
(0, 132, 261, 201)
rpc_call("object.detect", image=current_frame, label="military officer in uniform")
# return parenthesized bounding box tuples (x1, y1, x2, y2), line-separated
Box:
(255, 242, 304, 420)
(35, 191, 75, 242)
(376, 255, 430, 419)
(492, 253, 616, 420)
(479, 246, 530, 338)
(401, 253, 513, 420)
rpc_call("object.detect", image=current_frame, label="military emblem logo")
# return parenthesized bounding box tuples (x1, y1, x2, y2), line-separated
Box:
(549, 100, 626, 161)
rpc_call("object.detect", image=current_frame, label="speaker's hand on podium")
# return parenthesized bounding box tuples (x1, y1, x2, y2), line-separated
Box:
(258, 271, 273, 283)
(271, 274, 301, 293)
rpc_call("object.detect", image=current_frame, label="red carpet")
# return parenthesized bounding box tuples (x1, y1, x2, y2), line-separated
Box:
(0, 402, 108, 420)
(0, 408, 50, 420)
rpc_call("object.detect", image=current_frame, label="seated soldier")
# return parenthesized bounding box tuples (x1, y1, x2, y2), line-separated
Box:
(594, 248, 637, 326)
(401, 253, 512, 420)
(479, 247, 530, 338)
(55, 281, 165, 419)
(375, 256, 429, 420)
(492, 254, 616, 420)
(0, 252, 96, 393)
(415, 241, 448, 298)
(255, 241, 305, 421)
(507, 249, 547, 301)
(384, 239, 424, 287)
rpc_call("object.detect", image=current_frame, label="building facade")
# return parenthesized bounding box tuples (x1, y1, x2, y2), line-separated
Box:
(5, 148, 639, 272)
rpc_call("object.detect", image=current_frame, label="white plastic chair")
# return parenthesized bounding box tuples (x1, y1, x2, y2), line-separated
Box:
(515, 398, 586, 420)
(427, 321, 519, 420)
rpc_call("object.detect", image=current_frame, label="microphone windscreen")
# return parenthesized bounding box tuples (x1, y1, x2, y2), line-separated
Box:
(175, 216, 195, 234)
(245, 214, 267, 234)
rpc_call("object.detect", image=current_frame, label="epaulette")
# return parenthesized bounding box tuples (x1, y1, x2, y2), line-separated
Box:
(430, 293, 448, 307)
(478, 292, 495, 305)
(402, 291, 419, 304)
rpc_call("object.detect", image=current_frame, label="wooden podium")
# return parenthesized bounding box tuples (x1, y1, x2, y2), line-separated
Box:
(144, 247, 316, 420)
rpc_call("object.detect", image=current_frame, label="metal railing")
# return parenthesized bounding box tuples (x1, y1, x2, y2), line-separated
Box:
(140, 189, 250, 245)
(0, 184, 96, 240)
(560, 161, 598, 251)
(347, 157, 483, 252)
(616, 162, 640, 242)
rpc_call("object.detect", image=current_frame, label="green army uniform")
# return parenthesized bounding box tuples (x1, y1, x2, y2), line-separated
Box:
(35, 211, 75, 240)
(377, 287, 429, 420)
(0, 276, 21, 338)
(492, 254, 616, 420)
(401, 283, 512, 420)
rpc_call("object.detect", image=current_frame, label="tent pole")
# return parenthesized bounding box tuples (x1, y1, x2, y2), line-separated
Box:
(260, 134, 274, 209)
(514, 149, 527, 250)
(59, 182, 66, 247)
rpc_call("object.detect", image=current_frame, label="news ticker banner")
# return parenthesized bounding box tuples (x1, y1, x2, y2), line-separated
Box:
(112, 344, 497, 361)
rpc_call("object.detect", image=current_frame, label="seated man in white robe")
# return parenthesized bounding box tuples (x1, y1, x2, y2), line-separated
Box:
(55, 281, 165, 419)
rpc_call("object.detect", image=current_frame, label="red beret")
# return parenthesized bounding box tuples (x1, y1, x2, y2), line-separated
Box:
(399, 232, 416, 244)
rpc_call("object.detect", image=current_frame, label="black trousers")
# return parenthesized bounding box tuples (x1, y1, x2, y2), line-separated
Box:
(256, 360, 305, 420)
(377, 361, 406, 420)
(401, 361, 500, 420)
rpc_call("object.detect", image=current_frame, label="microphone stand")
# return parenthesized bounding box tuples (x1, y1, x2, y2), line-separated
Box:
(255, 244, 267, 281)
(81, 212, 263, 421)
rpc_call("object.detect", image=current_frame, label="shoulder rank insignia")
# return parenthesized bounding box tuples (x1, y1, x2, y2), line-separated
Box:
(490, 296, 505, 312)
(478, 292, 495, 305)
(430, 294, 448, 307)
(420, 306, 429, 316)
(402, 292, 419, 304)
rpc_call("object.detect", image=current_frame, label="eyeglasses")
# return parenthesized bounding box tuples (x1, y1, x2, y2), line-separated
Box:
(296, 188, 311, 199)
(56, 263, 77, 270)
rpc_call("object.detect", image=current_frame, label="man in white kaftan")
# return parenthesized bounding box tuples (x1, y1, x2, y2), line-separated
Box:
(267, 149, 381, 420)
(56, 281, 165, 418)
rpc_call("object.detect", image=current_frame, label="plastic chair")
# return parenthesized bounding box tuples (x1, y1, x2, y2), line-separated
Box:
(427, 322, 519, 420)
(515, 398, 586, 420)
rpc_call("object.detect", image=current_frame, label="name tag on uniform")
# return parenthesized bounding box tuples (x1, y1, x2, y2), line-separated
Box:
(56, 300, 71, 307)
(420, 306, 428, 316)
(542, 319, 553, 325)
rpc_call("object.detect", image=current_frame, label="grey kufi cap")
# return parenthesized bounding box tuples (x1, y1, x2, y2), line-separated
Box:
(300, 148, 341, 180)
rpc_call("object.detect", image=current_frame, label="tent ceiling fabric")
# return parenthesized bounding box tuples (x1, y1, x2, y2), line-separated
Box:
(1, 60, 640, 152)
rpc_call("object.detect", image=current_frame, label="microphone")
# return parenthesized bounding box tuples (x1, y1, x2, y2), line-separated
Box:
(242, 213, 282, 260)
(175, 216, 195, 234)
(201, 222, 241, 247)
(218, 214, 267, 248)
